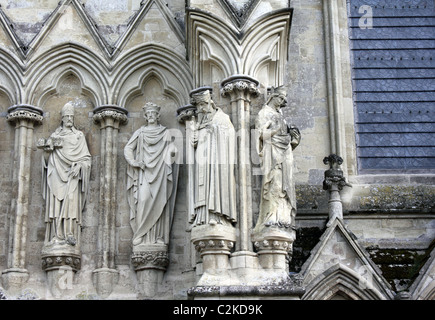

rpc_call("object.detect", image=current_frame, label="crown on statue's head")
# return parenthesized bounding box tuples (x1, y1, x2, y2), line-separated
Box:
(142, 102, 160, 113)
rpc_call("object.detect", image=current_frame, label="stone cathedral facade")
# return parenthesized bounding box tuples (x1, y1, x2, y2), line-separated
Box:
(0, 0, 434, 300)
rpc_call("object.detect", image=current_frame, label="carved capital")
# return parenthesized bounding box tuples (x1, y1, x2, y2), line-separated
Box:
(193, 239, 235, 256)
(131, 251, 169, 271)
(220, 75, 260, 98)
(176, 104, 196, 124)
(6, 105, 44, 125)
(253, 239, 293, 256)
(92, 105, 128, 126)
(190, 224, 237, 257)
(41, 254, 81, 272)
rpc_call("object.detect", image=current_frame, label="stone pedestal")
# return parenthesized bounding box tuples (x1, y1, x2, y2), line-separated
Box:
(92, 268, 120, 299)
(131, 244, 169, 299)
(191, 224, 236, 286)
(41, 243, 81, 299)
(1, 268, 30, 295)
(252, 227, 295, 283)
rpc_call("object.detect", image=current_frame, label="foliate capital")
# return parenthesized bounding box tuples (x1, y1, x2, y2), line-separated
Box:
(220, 75, 260, 98)
(6, 104, 44, 125)
(92, 105, 128, 126)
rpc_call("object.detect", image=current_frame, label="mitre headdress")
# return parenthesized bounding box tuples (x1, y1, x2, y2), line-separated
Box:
(61, 103, 75, 116)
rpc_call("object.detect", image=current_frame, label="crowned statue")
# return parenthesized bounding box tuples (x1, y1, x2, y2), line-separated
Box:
(124, 102, 178, 248)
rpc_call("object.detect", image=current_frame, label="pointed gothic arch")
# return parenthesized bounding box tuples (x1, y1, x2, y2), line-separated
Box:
(186, 7, 292, 88)
(25, 43, 108, 107)
(0, 49, 23, 105)
(302, 263, 387, 300)
(112, 44, 192, 108)
(121, 68, 183, 110)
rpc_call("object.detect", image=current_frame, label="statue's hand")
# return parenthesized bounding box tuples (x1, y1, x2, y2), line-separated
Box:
(289, 126, 300, 140)
(133, 161, 145, 170)
(69, 163, 81, 178)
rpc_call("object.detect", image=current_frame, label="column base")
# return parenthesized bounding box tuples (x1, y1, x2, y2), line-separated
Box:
(92, 268, 119, 298)
(1, 268, 29, 295)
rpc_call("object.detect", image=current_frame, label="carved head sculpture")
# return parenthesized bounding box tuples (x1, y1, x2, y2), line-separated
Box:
(142, 102, 161, 125)
(61, 102, 75, 128)
(191, 89, 216, 114)
(266, 86, 287, 109)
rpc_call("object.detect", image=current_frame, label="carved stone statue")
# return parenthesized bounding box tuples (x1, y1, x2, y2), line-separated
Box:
(124, 102, 178, 248)
(189, 89, 237, 228)
(253, 86, 300, 234)
(39, 102, 91, 247)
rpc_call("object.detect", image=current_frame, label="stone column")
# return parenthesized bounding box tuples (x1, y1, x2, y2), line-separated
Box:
(1, 105, 43, 294)
(176, 104, 197, 224)
(220, 75, 259, 270)
(92, 105, 128, 298)
(323, 154, 351, 227)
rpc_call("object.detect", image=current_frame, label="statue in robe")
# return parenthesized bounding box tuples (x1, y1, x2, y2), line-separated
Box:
(124, 103, 178, 247)
(189, 89, 237, 227)
(40, 102, 91, 246)
(254, 86, 301, 233)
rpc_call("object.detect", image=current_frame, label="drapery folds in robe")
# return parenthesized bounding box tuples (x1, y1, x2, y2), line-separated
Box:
(124, 104, 178, 246)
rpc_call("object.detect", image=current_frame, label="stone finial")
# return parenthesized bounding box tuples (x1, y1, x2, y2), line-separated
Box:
(323, 154, 352, 191)
(322, 154, 351, 227)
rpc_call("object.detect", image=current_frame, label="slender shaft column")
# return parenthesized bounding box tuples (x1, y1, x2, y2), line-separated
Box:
(92, 105, 128, 298)
(323, 154, 352, 227)
(177, 104, 197, 269)
(220, 75, 259, 253)
(1, 105, 43, 293)
(176, 104, 197, 223)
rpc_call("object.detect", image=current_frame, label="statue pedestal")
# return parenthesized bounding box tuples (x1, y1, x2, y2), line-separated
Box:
(252, 227, 295, 273)
(131, 243, 169, 299)
(1, 268, 29, 296)
(41, 242, 81, 299)
(191, 224, 236, 286)
(92, 268, 119, 299)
